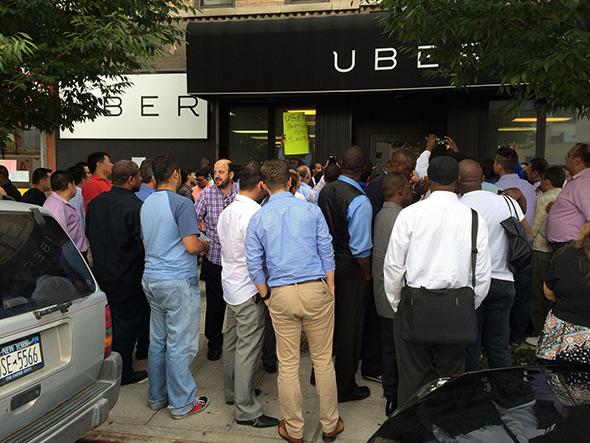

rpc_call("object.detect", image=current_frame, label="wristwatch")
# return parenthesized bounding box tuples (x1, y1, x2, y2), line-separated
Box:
(260, 288, 271, 301)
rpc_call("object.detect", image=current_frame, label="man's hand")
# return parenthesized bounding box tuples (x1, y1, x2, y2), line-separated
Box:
(410, 170, 420, 186)
(425, 134, 437, 152)
(0, 187, 6, 197)
(445, 136, 459, 153)
(546, 201, 554, 212)
(198, 220, 206, 233)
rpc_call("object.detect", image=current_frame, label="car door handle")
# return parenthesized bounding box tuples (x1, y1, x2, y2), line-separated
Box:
(11, 384, 41, 410)
(33, 301, 73, 320)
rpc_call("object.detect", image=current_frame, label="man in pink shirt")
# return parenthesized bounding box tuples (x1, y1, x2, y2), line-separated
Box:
(44, 170, 89, 254)
(547, 143, 590, 245)
(82, 151, 113, 210)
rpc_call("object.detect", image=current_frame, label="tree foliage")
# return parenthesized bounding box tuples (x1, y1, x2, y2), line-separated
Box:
(0, 0, 193, 138)
(381, 0, 590, 116)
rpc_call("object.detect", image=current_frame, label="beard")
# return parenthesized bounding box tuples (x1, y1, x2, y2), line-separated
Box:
(215, 177, 230, 189)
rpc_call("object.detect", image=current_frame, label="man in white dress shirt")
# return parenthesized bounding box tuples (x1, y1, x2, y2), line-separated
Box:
(384, 156, 492, 405)
(459, 160, 528, 371)
(217, 161, 279, 428)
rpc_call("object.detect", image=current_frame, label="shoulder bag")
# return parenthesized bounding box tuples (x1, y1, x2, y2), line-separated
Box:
(401, 209, 479, 344)
(500, 194, 532, 273)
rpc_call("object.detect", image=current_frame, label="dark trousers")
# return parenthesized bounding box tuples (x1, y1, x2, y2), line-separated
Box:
(465, 279, 516, 371)
(136, 304, 150, 357)
(262, 304, 277, 369)
(202, 257, 226, 350)
(531, 251, 553, 336)
(510, 264, 533, 344)
(360, 285, 383, 377)
(109, 292, 150, 381)
(334, 257, 368, 399)
(381, 316, 398, 402)
(394, 300, 465, 406)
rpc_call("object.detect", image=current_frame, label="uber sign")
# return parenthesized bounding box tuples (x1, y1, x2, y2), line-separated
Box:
(186, 14, 457, 96)
(61, 74, 207, 139)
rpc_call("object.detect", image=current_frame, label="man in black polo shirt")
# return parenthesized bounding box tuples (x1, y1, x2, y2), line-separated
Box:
(0, 165, 22, 201)
(22, 168, 52, 206)
(86, 160, 149, 385)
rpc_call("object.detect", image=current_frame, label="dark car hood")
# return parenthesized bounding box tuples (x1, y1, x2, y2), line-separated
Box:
(369, 365, 590, 443)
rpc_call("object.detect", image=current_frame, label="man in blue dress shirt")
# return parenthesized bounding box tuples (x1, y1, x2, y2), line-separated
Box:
(318, 145, 373, 403)
(245, 159, 344, 443)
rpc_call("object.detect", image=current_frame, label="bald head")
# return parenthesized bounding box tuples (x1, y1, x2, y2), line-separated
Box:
(213, 159, 234, 190)
(458, 159, 483, 194)
(341, 145, 366, 176)
(388, 149, 416, 180)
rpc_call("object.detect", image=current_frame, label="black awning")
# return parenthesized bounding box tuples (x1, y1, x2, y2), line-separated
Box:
(186, 13, 484, 96)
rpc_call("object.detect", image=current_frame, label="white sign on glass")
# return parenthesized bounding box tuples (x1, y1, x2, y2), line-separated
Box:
(61, 74, 207, 140)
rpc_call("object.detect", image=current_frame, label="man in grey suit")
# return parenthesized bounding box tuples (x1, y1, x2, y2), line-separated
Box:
(372, 172, 413, 417)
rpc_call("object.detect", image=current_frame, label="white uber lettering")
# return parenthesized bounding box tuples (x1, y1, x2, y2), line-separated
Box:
(333, 50, 356, 73)
(417, 45, 439, 69)
(374, 48, 398, 71)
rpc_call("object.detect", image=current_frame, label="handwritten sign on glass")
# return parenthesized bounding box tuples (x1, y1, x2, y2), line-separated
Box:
(283, 112, 309, 155)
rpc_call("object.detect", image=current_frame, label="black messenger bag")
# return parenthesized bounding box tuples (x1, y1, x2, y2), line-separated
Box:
(500, 194, 532, 273)
(401, 209, 479, 345)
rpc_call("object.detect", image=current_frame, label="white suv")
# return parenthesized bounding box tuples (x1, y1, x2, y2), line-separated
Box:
(0, 200, 121, 442)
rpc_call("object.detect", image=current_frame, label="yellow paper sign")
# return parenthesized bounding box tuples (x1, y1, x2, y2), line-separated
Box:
(283, 112, 309, 155)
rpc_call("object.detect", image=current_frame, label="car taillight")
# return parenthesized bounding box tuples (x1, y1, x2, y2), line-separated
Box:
(104, 304, 112, 359)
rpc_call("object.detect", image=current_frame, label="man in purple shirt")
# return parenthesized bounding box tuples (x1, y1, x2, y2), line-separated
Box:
(494, 147, 537, 226)
(547, 143, 590, 245)
(43, 170, 89, 254)
(195, 159, 239, 361)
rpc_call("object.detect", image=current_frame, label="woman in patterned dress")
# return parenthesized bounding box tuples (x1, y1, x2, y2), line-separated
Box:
(537, 221, 590, 364)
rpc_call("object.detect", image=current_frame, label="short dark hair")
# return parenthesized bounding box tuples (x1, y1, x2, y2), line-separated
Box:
(529, 158, 549, 175)
(572, 143, 590, 166)
(139, 159, 155, 184)
(239, 160, 262, 191)
(543, 166, 566, 188)
(381, 172, 408, 198)
(31, 168, 51, 184)
(324, 163, 341, 183)
(87, 152, 110, 174)
(111, 160, 140, 186)
(195, 168, 208, 179)
(428, 156, 459, 185)
(153, 154, 180, 186)
(50, 170, 74, 192)
(341, 145, 366, 174)
(260, 159, 290, 191)
(495, 147, 518, 172)
(67, 165, 85, 186)
(0, 165, 9, 179)
(180, 168, 192, 184)
(76, 161, 88, 168)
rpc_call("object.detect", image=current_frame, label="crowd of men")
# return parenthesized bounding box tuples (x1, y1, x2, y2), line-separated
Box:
(0, 138, 588, 443)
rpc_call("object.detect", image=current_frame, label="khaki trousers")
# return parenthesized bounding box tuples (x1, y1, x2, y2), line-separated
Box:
(269, 281, 339, 439)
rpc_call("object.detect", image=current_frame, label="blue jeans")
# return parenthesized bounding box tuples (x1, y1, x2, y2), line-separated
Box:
(466, 278, 516, 371)
(142, 276, 200, 416)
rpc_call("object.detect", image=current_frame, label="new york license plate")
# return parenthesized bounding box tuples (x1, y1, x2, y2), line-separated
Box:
(0, 334, 44, 386)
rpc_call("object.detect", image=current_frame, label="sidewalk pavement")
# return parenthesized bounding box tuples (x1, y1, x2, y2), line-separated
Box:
(81, 289, 386, 443)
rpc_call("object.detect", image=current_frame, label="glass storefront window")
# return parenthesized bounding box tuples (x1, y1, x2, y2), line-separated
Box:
(487, 101, 537, 162)
(275, 108, 316, 165)
(228, 107, 269, 164)
(545, 111, 590, 166)
(1, 128, 44, 186)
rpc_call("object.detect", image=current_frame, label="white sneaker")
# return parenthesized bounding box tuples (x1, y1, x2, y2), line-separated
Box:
(525, 336, 539, 348)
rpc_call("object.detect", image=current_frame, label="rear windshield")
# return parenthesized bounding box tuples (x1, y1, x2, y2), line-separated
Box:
(0, 210, 96, 320)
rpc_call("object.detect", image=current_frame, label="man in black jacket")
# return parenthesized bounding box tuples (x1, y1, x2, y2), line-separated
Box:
(86, 160, 149, 385)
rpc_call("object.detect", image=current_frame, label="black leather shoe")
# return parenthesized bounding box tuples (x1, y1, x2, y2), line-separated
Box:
(236, 414, 280, 428)
(121, 370, 148, 386)
(338, 385, 370, 402)
(226, 388, 261, 405)
(207, 347, 222, 361)
(385, 399, 397, 417)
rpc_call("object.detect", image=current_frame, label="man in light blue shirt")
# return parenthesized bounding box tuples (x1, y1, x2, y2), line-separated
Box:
(245, 159, 343, 443)
(297, 165, 313, 202)
(140, 154, 210, 419)
(318, 145, 373, 403)
(135, 158, 156, 202)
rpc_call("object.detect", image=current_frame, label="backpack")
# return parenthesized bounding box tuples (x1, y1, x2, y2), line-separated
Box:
(500, 194, 532, 273)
